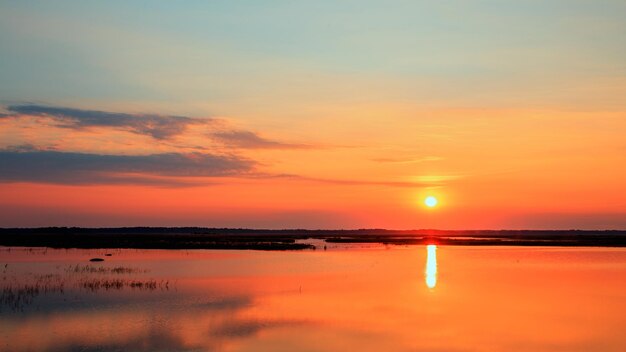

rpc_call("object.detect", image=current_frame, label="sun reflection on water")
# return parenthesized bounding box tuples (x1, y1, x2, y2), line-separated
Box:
(425, 245, 437, 289)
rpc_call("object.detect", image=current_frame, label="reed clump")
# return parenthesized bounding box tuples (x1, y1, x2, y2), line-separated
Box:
(1, 275, 65, 312)
(65, 264, 146, 274)
(79, 278, 166, 291)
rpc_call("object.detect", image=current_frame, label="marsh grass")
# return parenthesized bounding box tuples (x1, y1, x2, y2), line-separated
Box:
(1, 264, 168, 312)
(65, 264, 147, 274)
(1, 274, 65, 311)
(80, 278, 170, 291)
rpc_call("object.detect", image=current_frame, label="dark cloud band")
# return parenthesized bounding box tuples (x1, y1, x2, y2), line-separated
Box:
(5, 104, 207, 140)
(0, 149, 254, 186)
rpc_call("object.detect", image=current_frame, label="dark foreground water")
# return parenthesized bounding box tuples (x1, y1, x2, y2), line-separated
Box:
(1, 245, 625, 351)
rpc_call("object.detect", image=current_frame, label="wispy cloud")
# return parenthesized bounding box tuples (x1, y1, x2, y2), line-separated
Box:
(252, 174, 437, 188)
(3, 104, 315, 150)
(0, 147, 254, 186)
(0, 147, 439, 188)
(211, 130, 311, 149)
(5, 104, 207, 140)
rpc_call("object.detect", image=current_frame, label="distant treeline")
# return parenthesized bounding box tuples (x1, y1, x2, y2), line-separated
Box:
(0, 227, 625, 249)
(1, 227, 625, 236)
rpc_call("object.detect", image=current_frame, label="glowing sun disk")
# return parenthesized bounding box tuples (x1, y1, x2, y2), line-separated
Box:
(425, 196, 438, 208)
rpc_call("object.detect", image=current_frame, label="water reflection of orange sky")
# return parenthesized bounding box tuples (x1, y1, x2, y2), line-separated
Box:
(1, 247, 626, 351)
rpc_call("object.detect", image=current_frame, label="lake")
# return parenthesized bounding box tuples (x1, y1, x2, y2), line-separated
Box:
(1, 245, 625, 351)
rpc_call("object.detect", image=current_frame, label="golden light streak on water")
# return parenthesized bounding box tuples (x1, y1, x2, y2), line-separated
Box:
(425, 244, 437, 289)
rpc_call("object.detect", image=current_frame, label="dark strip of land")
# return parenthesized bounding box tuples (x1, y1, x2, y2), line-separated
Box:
(1, 228, 626, 250)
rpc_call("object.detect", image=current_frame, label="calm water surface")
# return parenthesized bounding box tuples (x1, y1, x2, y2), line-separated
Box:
(1, 245, 625, 351)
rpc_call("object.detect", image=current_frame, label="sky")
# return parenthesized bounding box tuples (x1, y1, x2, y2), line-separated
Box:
(0, 0, 625, 229)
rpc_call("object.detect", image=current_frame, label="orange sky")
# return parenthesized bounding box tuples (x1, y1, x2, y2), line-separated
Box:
(0, 1, 625, 228)
(1, 106, 624, 228)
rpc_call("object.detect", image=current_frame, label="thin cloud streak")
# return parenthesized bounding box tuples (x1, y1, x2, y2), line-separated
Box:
(414, 175, 466, 183)
(252, 174, 438, 188)
(211, 130, 312, 149)
(371, 156, 443, 164)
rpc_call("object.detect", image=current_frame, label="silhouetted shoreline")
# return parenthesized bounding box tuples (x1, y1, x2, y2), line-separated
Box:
(1, 228, 625, 250)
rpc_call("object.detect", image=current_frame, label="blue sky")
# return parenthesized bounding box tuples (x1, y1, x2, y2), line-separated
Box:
(2, 0, 624, 112)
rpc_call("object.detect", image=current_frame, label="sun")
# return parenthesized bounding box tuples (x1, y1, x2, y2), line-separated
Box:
(424, 196, 438, 208)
